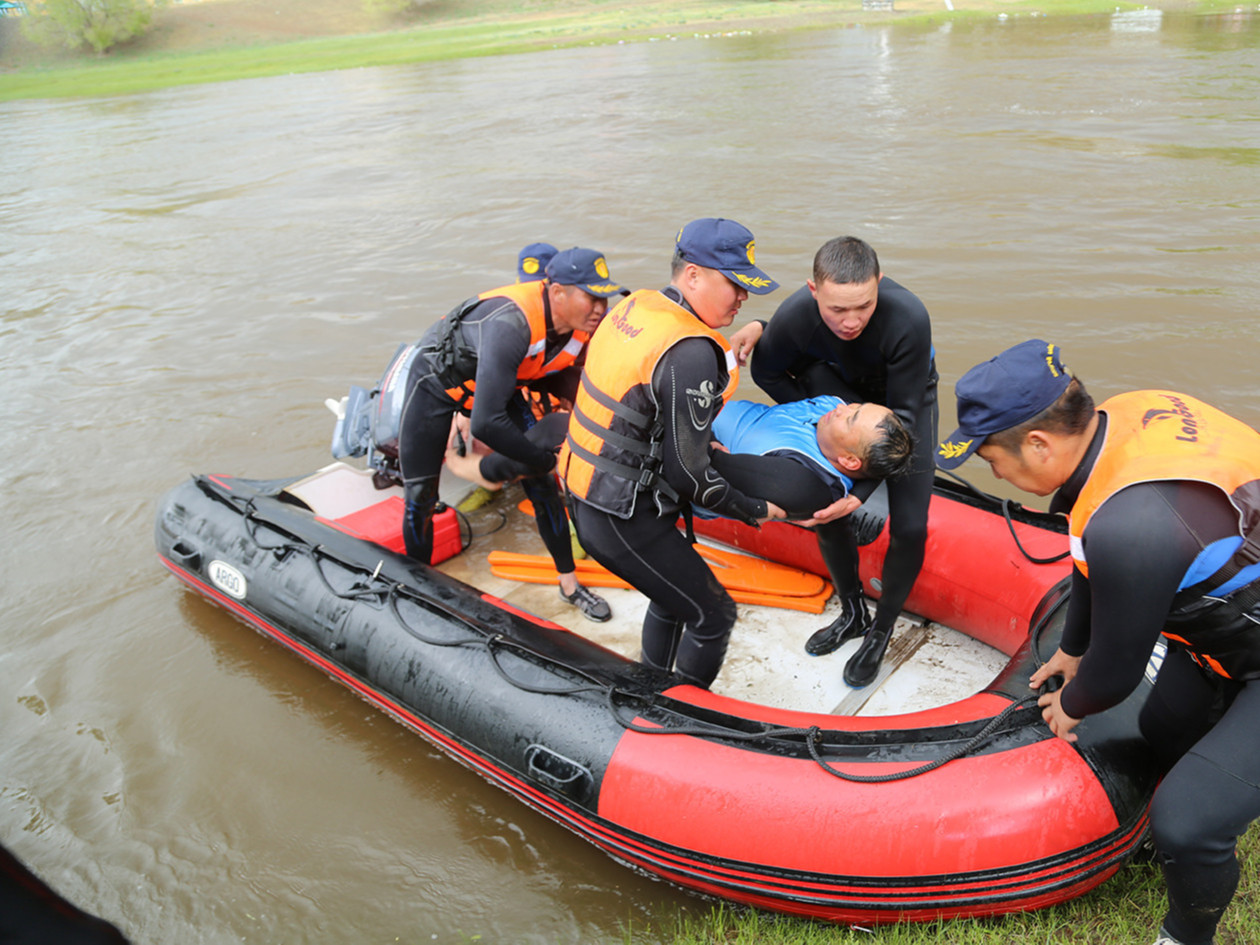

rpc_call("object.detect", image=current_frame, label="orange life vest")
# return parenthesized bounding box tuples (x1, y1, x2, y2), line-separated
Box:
(431, 281, 590, 410)
(559, 288, 738, 518)
(1069, 390, 1260, 678)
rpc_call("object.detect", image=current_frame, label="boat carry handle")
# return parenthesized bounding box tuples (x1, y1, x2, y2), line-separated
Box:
(525, 744, 592, 802)
(168, 540, 201, 571)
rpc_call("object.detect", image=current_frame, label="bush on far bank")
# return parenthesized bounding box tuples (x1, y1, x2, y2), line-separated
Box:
(21, 0, 162, 55)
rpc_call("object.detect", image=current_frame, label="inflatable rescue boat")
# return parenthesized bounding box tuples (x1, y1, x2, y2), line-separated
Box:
(154, 462, 1159, 925)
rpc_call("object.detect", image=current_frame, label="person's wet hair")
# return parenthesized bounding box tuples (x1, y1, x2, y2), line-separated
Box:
(813, 236, 880, 287)
(985, 377, 1095, 454)
(670, 247, 688, 278)
(864, 412, 915, 480)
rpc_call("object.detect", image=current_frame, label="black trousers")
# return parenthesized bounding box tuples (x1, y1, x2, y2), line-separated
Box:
(398, 381, 572, 571)
(1140, 646, 1260, 945)
(569, 496, 736, 689)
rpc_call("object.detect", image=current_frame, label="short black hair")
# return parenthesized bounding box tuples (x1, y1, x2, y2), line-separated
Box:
(863, 412, 915, 480)
(670, 247, 688, 278)
(813, 236, 880, 286)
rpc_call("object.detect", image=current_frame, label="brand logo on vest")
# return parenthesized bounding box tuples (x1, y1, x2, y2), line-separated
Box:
(609, 301, 642, 338)
(1142, 394, 1200, 443)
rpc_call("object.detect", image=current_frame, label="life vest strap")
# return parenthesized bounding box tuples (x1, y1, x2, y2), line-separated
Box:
(578, 372, 654, 431)
(563, 434, 681, 506)
(570, 401, 659, 459)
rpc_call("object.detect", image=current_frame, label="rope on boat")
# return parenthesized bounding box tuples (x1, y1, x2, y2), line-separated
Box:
(211, 480, 1053, 782)
(936, 470, 1070, 565)
(604, 687, 1045, 783)
(802, 696, 1041, 782)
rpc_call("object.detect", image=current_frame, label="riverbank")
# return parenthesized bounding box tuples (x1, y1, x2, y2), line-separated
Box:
(0, 0, 1228, 101)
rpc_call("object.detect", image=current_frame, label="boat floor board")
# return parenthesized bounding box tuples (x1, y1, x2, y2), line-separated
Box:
(437, 476, 1008, 718)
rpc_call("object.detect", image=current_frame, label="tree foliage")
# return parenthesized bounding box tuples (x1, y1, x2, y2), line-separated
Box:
(21, 0, 160, 55)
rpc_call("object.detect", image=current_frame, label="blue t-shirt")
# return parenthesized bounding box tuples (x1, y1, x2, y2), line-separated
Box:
(712, 396, 853, 496)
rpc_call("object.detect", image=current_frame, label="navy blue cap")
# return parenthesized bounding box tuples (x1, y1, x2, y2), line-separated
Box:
(517, 242, 557, 282)
(544, 247, 625, 298)
(675, 218, 779, 296)
(936, 340, 1072, 470)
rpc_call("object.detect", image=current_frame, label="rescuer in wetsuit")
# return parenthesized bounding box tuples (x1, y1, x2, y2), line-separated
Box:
(397, 247, 625, 622)
(558, 218, 788, 688)
(937, 339, 1260, 945)
(730, 236, 938, 688)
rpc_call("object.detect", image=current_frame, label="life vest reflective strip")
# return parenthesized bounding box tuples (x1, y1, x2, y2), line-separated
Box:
(1068, 390, 1260, 678)
(432, 282, 590, 410)
(712, 396, 854, 496)
(560, 288, 738, 517)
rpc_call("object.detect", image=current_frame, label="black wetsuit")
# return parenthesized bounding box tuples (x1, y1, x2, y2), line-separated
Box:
(750, 278, 938, 637)
(398, 295, 577, 570)
(708, 449, 841, 520)
(1052, 416, 1260, 945)
(567, 321, 768, 688)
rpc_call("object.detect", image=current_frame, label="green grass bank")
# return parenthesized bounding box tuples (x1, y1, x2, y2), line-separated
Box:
(0, 0, 1231, 101)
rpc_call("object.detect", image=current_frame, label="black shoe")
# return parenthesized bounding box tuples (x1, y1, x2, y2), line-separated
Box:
(559, 584, 612, 622)
(804, 593, 872, 656)
(843, 623, 893, 688)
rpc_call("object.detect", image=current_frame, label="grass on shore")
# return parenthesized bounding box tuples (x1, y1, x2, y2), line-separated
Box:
(0, 0, 1223, 102)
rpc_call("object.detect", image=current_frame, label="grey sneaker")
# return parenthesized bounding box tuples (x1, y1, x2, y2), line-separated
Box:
(1152, 929, 1201, 945)
(560, 584, 611, 622)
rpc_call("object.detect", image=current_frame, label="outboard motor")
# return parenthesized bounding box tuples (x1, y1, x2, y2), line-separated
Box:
(327, 342, 425, 488)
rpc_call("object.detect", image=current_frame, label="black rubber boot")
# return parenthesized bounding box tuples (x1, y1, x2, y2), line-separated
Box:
(640, 602, 682, 673)
(808, 520, 870, 656)
(843, 621, 894, 688)
(804, 591, 872, 656)
(402, 476, 442, 563)
(672, 632, 728, 690)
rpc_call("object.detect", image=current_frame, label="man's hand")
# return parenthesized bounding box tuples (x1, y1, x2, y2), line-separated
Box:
(1037, 688, 1082, 742)
(448, 414, 472, 452)
(798, 494, 861, 527)
(758, 500, 788, 524)
(1029, 647, 1081, 690)
(730, 322, 764, 367)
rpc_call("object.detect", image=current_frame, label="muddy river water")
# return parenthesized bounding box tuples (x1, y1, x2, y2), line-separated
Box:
(2, 9, 1259, 943)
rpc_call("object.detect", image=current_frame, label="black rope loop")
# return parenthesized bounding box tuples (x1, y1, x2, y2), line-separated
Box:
(606, 686, 1043, 784)
(1002, 499, 1070, 564)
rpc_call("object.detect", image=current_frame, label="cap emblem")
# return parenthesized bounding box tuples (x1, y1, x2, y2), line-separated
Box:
(937, 439, 973, 460)
(733, 271, 773, 289)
